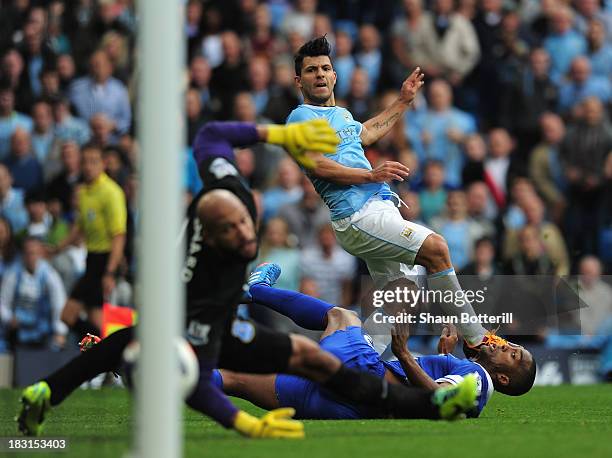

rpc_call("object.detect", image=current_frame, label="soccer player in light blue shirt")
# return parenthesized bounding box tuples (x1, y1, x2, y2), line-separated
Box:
(286, 36, 514, 351)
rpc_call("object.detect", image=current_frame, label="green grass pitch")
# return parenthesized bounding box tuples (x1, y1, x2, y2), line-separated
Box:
(1, 385, 611, 458)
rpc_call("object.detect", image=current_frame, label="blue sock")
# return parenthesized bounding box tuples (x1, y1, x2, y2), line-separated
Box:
(249, 285, 334, 330)
(211, 369, 223, 389)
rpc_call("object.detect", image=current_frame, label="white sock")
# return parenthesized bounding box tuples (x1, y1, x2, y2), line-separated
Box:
(427, 268, 486, 345)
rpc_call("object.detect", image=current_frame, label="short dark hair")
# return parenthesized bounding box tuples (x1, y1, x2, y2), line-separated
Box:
(497, 356, 537, 396)
(294, 36, 332, 76)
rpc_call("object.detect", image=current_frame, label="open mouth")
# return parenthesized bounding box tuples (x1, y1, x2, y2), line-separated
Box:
(315, 82, 327, 88)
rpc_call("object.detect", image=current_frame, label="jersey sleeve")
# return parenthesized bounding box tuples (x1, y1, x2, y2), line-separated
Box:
(192, 122, 259, 167)
(286, 107, 317, 124)
(436, 356, 493, 417)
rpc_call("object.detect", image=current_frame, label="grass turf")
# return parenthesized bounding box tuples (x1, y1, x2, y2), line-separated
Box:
(1, 385, 611, 458)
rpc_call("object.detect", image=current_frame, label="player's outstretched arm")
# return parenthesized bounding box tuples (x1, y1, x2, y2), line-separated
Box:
(306, 154, 410, 185)
(391, 323, 448, 390)
(360, 67, 425, 146)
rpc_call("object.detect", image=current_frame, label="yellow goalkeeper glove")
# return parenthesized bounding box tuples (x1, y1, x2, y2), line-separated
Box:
(233, 408, 305, 439)
(266, 119, 339, 169)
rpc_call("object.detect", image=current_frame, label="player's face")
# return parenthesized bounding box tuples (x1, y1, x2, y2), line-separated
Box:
(296, 56, 337, 105)
(210, 205, 257, 260)
(480, 341, 532, 374)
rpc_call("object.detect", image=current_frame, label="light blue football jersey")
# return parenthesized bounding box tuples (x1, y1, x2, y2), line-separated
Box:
(383, 354, 494, 416)
(286, 104, 390, 220)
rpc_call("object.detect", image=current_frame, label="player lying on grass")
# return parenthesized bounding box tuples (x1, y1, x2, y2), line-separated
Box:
(17, 119, 478, 438)
(211, 263, 536, 419)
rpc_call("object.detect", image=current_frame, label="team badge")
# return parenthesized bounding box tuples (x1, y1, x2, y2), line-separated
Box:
(231, 319, 255, 343)
(400, 226, 414, 240)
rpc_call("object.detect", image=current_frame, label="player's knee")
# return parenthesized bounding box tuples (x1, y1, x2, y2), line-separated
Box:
(419, 234, 451, 272)
(326, 307, 360, 330)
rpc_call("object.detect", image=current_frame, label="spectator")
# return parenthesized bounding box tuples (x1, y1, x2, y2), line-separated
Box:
(69, 50, 132, 137)
(577, 255, 612, 336)
(99, 31, 131, 84)
(503, 194, 570, 276)
(256, 217, 302, 292)
(418, 160, 447, 224)
(461, 133, 487, 186)
(185, 0, 205, 59)
(413, 79, 477, 188)
(261, 59, 301, 124)
(460, 236, 499, 277)
(248, 56, 273, 117)
(53, 145, 127, 338)
(355, 24, 382, 94)
(30, 100, 55, 165)
(103, 146, 131, 189)
(0, 237, 67, 349)
(431, 190, 486, 270)
(51, 96, 91, 146)
(502, 176, 536, 231)
(56, 53, 76, 93)
(39, 67, 61, 100)
(301, 223, 356, 306)
(262, 158, 303, 222)
(419, 0, 480, 86)
(529, 113, 567, 224)
(278, 176, 330, 249)
(389, 0, 429, 89)
(397, 189, 426, 226)
(233, 92, 284, 188)
(188, 56, 214, 122)
(558, 56, 611, 114)
(484, 128, 521, 208)
(345, 68, 376, 122)
(17, 22, 57, 101)
(585, 18, 612, 79)
(504, 224, 555, 275)
(210, 31, 249, 120)
(499, 48, 559, 155)
(3, 128, 43, 194)
(561, 97, 612, 256)
(16, 191, 53, 244)
(466, 181, 497, 232)
(0, 164, 28, 232)
(280, 0, 317, 40)
(332, 29, 356, 99)
(89, 112, 115, 149)
(247, 3, 279, 60)
(186, 88, 207, 146)
(0, 49, 28, 107)
(45, 141, 82, 219)
(0, 85, 33, 161)
(543, 6, 587, 81)
(0, 217, 18, 281)
(574, 0, 612, 41)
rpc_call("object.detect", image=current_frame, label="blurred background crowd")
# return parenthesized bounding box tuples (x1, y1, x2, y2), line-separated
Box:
(0, 0, 611, 377)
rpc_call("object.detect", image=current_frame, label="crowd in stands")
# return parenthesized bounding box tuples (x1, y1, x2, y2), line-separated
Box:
(0, 0, 611, 375)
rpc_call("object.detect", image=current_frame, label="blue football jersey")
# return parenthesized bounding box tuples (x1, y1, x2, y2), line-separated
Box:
(286, 104, 389, 220)
(383, 354, 493, 416)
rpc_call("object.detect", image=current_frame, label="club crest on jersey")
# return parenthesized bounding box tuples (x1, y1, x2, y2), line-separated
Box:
(231, 319, 255, 343)
(342, 111, 351, 122)
(186, 320, 211, 346)
(400, 226, 414, 240)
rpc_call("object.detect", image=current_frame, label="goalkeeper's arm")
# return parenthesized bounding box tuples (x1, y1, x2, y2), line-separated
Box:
(192, 120, 339, 171)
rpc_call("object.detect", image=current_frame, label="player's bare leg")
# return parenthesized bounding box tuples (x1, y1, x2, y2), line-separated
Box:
(218, 371, 280, 411)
